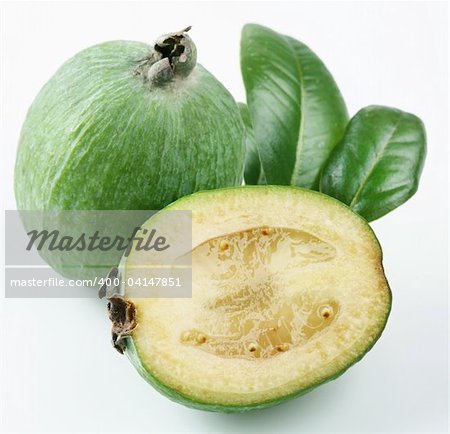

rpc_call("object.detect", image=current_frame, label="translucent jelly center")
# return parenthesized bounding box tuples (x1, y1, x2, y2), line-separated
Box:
(181, 227, 339, 360)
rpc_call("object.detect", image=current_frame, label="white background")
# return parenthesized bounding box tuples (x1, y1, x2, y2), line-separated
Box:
(0, 1, 448, 433)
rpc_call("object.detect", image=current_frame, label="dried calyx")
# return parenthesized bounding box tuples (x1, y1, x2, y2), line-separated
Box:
(100, 267, 137, 354)
(107, 295, 137, 354)
(136, 26, 197, 86)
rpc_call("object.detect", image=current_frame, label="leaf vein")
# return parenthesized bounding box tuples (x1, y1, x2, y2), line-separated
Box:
(349, 113, 405, 209)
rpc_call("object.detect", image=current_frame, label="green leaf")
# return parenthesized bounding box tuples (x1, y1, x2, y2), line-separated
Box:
(320, 105, 426, 222)
(238, 103, 266, 185)
(240, 23, 348, 190)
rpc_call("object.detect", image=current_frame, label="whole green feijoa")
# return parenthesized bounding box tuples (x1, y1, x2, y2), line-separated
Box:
(14, 27, 245, 211)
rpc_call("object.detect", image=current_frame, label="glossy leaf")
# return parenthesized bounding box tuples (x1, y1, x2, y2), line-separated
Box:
(320, 105, 426, 222)
(240, 23, 348, 190)
(238, 103, 266, 185)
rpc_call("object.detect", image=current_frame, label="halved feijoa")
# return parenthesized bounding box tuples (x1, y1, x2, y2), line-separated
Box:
(111, 186, 391, 412)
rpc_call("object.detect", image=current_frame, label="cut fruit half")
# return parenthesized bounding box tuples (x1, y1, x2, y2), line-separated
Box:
(109, 186, 391, 412)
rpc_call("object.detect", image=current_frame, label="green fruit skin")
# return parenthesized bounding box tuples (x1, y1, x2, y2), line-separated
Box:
(15, 41, 245, 211)
(120, 186, 392, 413)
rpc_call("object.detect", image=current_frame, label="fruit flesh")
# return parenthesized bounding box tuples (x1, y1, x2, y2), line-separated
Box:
(183, 226, 339, 360)
(121, 186, 391, 411)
